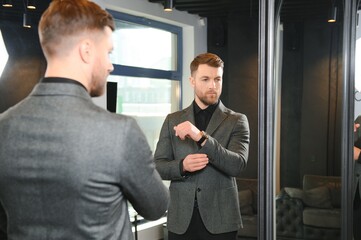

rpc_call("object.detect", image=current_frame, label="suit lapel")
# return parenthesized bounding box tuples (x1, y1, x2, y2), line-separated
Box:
(180, 104, 196, 125)
(181, 101, 228, 136)
(206, 101, 228, 135)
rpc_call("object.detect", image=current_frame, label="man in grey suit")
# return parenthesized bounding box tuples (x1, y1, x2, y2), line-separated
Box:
(0, 1, 169, 239)
(155, 53, 250, 240)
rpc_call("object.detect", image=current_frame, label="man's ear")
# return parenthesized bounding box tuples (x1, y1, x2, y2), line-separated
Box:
(79, 40, 92, 64)
(189, 76, 195, 88)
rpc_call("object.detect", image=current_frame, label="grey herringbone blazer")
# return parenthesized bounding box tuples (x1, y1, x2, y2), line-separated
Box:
(0, 81, 169, 240)
(154, 101, 250, 234)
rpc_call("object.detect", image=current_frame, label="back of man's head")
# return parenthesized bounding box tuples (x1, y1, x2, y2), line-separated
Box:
(38, 0, 114, 58)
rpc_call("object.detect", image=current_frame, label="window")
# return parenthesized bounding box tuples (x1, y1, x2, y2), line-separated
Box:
(355, 10, 361, 117)
(355, 37, 361, 107)
(107, 11, 182, 151)
(0, 30, 8, 77)
(356, 37, 361, 91)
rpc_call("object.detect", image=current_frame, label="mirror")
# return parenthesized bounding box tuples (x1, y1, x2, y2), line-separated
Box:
(354, 1, 361, 239)
(274, 0, 344, 239)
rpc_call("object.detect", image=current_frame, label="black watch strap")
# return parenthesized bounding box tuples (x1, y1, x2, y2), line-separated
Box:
(197, 131, 208, 146)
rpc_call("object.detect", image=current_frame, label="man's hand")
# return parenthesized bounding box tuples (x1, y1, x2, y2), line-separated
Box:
(355, 123, 360, 132)
(355, 147, 361, 161)
(183, 153, 209, 172)
(174, 121, 202, 141)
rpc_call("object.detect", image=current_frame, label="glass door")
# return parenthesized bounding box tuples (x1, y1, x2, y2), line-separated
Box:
(258, 0, 357, 239)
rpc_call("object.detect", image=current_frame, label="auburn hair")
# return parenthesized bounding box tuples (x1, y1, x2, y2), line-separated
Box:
(39, 0, 114, 56)
(190, 53, 224, 76)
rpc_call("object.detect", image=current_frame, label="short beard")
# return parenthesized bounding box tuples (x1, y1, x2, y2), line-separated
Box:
(198, 95, 219, 106)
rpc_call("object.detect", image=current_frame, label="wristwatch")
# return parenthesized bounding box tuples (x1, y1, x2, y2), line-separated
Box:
(197, 131, 208, 147)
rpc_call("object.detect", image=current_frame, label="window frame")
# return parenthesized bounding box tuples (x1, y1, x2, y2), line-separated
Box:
(107, 10, 183, 81)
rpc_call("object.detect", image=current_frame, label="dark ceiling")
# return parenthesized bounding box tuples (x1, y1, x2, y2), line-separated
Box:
(149, 0, 333, 21)
(0, 0, 50, 26)
(0, 0, 339, 28)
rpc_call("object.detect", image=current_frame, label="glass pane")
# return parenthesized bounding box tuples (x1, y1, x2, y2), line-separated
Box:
(111, 20, 177, 71)
(356, 38, 361, 91)
(107, 75, 180, 151)
(355, 9, 361, 240)
(355, 37, 361, 117)
(274, 1, 344, 240)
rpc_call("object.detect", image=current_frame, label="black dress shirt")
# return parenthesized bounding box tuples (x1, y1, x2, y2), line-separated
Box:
(193, 100, 219, 131)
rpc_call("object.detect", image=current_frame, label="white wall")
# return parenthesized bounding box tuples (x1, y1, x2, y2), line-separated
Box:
(92, 0, 207, 109)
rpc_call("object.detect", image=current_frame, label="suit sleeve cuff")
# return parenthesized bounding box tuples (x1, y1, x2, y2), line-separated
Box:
(358, 151, 361, 163)
(179, 159, 190, 177)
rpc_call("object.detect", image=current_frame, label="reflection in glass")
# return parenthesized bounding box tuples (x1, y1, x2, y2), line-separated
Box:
(111, 19, 177, 71)
(356, 38, 361, 91)
(354, 8, 361, 240)
(274, 1, 343, 240)
(0, 30, 8, 77)
(355, 14, 361, 118)
(108, 75, 180, 151)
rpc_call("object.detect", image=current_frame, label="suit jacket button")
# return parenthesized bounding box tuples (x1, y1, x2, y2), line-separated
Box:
(197, 188, 201, 192)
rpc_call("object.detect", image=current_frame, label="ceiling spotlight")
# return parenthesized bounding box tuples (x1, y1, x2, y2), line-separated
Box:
(23, 13, 31, 28)
(27, 0, 36, 10)
(2, 0, 13, 7)
(164, 0, 173, 12)
(328, 0, 337, 23)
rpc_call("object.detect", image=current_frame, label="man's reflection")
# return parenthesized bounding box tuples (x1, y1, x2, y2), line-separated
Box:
(154, 53, 250, 240)
(353, 116, 361, 240)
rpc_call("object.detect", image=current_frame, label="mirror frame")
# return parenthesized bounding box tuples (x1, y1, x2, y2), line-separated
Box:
(258, 0, 357, 239)
(258, 0, 275, 239)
